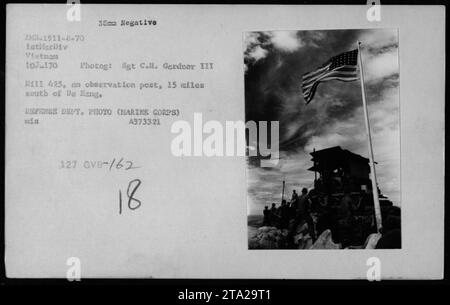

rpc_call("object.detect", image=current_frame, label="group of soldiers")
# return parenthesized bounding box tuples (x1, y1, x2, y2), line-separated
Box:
(262, 187, 389, 248)
(262, 188, 316, 245)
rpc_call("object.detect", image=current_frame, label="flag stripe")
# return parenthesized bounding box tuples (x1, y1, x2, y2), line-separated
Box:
(303, 65, 357, 85)
(303, 64, 355, 82)
(302, 70, 357, 90)
(302, 64, 330, 80)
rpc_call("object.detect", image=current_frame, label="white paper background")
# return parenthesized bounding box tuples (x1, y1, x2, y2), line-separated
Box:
(5, 4, 445, 279)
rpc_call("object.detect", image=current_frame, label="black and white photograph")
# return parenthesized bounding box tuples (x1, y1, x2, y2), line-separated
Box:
(2, 3, 445, 284)
(245, 29, 401, 250)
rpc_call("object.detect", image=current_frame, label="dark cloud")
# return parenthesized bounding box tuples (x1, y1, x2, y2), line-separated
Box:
(245, 30, 367, 155)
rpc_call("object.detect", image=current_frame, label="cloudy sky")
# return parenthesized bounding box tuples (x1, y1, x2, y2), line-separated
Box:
(244, 29, 400, 216)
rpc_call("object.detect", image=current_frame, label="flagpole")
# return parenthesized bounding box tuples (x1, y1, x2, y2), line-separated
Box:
(357, 41, 383, 233)
(313, 148, 317, 183)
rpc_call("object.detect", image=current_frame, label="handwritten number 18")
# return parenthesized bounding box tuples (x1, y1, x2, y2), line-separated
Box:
(119, 179, 142, 214)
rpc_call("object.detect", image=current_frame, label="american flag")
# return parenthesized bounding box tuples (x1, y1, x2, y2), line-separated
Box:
(302, 49, 359, 104)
